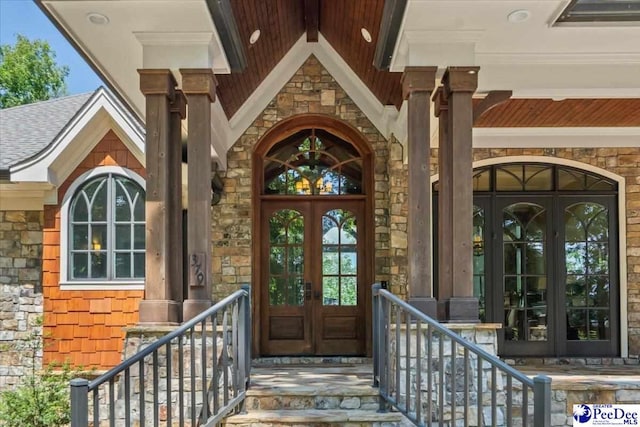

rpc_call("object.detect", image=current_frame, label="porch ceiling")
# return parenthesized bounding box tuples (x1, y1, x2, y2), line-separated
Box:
(38, 0, 640, 161)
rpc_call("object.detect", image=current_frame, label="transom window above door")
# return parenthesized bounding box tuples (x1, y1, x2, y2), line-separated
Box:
(263, 128, 363, 195)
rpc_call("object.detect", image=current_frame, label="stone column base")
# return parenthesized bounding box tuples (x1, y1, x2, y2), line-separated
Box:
(138, 300, 181, 324)
(183, 298, 212, 321)
(408, 297, 438, 319)
(445, 296, 479, 323)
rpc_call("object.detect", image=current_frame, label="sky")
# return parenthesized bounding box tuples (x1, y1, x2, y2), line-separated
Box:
(0, 0, 104, 95)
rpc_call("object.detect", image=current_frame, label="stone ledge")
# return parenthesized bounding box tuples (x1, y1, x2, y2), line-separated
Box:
(223, 409, 403, 424)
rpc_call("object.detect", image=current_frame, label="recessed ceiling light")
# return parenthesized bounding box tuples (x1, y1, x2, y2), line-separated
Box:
(249, 29, 261, 45)
(361, 28, 372, 43)
(87, 12, 109, 25)
(507, 9, 531, 23)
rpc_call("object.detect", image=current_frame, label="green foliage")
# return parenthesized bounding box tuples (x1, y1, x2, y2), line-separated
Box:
(0, 317, 80, 427)
(0, 35, 69, 108)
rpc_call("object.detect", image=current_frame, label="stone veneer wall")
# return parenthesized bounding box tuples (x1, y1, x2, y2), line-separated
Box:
(211, 54, 639, 356)
(211, 55, 392, 298)
(0, 210, 44, 390)
(42, 130, 144, 370)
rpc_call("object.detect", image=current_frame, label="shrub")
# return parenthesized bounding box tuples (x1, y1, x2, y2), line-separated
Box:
(0, 317, 81, 427)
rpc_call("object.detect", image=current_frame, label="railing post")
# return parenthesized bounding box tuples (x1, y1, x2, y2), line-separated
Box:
(372, 283, 381, 387)
(239, 284, 251, 394)
(70, 378, 89, 427)
(533, 375, 551, 427)
(378, 281, 390, 413)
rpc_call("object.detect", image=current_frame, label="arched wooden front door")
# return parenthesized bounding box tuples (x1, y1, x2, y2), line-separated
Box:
(253, 116, 373, 356)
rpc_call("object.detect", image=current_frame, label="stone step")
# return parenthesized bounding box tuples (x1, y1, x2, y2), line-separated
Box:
(245, 364, 378, 411)
(222, 408, 405, 426)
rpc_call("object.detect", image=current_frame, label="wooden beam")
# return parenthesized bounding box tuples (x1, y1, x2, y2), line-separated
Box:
(432, 86, 451, 322)
(304, 0, 320, 42)
(181, 69, 217, 321)
(401, 66, 437, 318)
(137, 69, 181, 324)
(473, 90, 512, 124)
(374, 0, 408, 70)
(441, 66, 479, 323)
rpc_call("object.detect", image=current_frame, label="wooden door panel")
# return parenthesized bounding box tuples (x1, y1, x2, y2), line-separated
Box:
(313, 201, 366, 355)
(260, 202, 312, 355)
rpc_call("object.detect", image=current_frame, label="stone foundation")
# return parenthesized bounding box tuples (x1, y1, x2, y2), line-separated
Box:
(0, 210, 43, 391)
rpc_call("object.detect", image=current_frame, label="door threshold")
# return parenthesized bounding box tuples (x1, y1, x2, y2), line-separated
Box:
(252, 356, 371, 367)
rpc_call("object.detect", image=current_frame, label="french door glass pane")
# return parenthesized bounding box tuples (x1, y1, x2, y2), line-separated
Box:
(322, 209, 357, 306)
(472, 205, 486, 322)
(268, 210, 304, 306)
(503, 203, 547, 342)
(565, 202, 610, 341)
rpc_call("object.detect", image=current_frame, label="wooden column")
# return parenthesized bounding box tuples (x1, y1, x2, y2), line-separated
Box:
(169, 90, 186, 311)
(433, 87, 452, 321)
(441, 66, 480, 322)
(181, 69, 216, 321)
(401, 66, 437, 318)
(138, 69, 181, 324)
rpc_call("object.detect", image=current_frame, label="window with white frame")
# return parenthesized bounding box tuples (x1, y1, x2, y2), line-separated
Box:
(68, 172, 145, 281)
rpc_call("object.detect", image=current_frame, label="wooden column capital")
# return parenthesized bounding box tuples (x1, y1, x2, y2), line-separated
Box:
(401, 66, 437, 99)
(432, 86, 448, 118)
(180, 69, 217, 102)
(170, 90, 187, 119)
(138, 69, 177, 97)
(442, 66, 480, 93)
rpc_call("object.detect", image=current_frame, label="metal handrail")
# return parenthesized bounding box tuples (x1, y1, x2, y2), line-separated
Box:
(372, 283, 551, 427)
(70, 285, 251, 427)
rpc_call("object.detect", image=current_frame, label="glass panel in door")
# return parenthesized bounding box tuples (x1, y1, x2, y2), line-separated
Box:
(313, 202, 365, 356)
(262, 205, 312, 355)
(322, 209, 358, 306)
(564, 202, 611, 341)
(502, 202, 549, 346)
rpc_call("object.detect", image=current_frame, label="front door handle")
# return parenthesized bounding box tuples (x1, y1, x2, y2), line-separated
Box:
(305, 282, 312, 301)
(314, 290, 321, 300)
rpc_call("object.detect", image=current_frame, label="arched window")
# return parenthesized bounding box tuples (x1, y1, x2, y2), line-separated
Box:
(263, 128, 363, 195)
(61, 167, 145, 287)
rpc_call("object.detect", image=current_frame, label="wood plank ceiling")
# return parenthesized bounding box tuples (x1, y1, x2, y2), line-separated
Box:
(214, 0, 639, 127)
(475, 99, 640, 127)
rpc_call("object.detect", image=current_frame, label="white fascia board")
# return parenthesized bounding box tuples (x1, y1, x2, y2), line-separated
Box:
(473, 127, 640, 148)
(312, 35, 400, 141)
(0, 183, 56, 210)
(10, 88, 145, 185)
(228, 35, 312, 145)
(134, 31, 230, 74)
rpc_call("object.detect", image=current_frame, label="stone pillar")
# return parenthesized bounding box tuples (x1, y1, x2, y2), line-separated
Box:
(181, 69, 216, 321)
(433, 87, 451, 321)
(401, 66, 437, 318)
(441, 66, 480, 322)
(138, 69, 181, 324)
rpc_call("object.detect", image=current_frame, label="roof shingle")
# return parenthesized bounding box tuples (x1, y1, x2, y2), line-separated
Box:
(0, 91, 95, 170)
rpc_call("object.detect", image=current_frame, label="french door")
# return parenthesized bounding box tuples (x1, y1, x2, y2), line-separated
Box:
(260, 199, 367, 356)
(487, 195, 618, 357)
